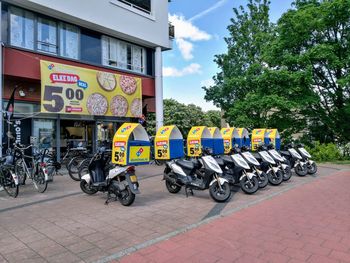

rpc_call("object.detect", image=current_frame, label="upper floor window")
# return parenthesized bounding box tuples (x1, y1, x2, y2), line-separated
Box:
(10, 7, 34, 49)
(37, 17, 57, 54)
(102, 35, 146, 74)
(118, 0, 151, 14)
(59, 23, 80, 59)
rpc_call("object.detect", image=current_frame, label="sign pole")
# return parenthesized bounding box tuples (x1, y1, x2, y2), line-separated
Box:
(0, 2, 3, 157)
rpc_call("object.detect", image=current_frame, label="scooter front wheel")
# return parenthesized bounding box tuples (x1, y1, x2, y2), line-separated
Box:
(257, 172, 269, 188)
(240, 176, 259, 194)
(307, 162, 317, 174)
(119, 186, 135, 206)
(209, 182, 231, 203)
(165, 180, 181, 193)
(295, 164, 308, 177)
(80, 180, 98, 195)
(267, 170, 283, 185)
(282, 165, 292, 181)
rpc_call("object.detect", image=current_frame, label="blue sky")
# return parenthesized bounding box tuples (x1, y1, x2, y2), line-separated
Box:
(163, 0, 294, 111)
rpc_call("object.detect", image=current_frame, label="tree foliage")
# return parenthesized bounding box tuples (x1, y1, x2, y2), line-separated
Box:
(203, 0, 350, 143)
(146, 99, 221, 136)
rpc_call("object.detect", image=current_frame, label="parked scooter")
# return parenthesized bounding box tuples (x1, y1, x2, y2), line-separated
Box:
(163, 148, 231, 202)
(296, 144, 317, 174)
(215, 146, 260, 194)
(256, 145, 284, 185)
(80, 148, 139, 206)
(266, 144, 292, 181)
(240, 146, 269, 188)
(280, 144, 308, 177)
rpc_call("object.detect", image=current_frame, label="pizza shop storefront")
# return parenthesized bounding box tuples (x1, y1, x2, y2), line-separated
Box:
(3, 49, 155, 159)
(7, 101, 136, 159)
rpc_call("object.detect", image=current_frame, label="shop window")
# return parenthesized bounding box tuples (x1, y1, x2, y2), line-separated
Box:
(33, 119, 56, 149)
(59, 22, 80, 59)
(102, 35, 146, 74)
(37, 17, 57, 54)
(9, 6, 35, 49)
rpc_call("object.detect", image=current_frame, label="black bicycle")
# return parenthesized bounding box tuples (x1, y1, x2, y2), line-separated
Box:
(0, 148, 19, 198)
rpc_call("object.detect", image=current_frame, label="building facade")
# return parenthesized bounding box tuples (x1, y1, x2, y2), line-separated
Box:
(0, 0, 172, 155)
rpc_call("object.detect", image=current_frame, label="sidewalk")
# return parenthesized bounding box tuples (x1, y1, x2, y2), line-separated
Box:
(119, 169, 350, 263)
(0, 165, 348, 263)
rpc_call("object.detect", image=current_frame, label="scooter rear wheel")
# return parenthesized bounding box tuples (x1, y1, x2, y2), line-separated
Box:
(80, 180, 98, 195)
(209, 182, 231, 202)
(165, 180, 181, 193)
(119, 186, 135, 206)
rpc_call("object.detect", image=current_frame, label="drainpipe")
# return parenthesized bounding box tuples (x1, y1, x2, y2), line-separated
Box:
(155, 46, 163, 130)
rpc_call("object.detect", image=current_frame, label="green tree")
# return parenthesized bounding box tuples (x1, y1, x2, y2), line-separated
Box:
(145, 99, 221, 136)
(265, 0, 350, 142)
(202, 0, 304, 137)
(204, 0, 350, 142)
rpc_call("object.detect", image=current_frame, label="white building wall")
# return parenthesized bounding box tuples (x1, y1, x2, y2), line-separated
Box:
(3, 0, 171, 49)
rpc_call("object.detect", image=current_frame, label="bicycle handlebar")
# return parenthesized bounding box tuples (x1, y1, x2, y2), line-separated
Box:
(13, 143, 33, 150)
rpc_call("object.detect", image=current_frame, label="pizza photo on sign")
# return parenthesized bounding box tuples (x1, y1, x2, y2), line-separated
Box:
(130, 98, 142, 117)
(96, 71, 117, 91)
(120, 75, 137, 95)
(110, 95, 128, 117)
(86, 93, 108, 115)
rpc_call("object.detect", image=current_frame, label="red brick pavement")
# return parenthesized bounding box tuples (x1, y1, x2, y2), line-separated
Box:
(119, 170, 350, 263)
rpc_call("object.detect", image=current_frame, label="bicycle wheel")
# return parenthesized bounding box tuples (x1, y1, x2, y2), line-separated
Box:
(78, 159, 90, 180)
(68, 157, 84, 181)
(32, 168, 48, 193)
(0, 168, 19, 198)
(15, 159, 27, 185)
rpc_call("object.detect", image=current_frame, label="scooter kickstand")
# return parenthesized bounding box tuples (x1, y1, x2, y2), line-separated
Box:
(185, 187, 194, 197)
(105, 191, 111, 205)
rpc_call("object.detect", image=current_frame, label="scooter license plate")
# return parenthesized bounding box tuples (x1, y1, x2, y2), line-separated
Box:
(130, 175, 138, 183)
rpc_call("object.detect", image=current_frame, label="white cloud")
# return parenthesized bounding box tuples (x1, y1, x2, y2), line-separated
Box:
(189, 0, 228, 22)
(163, 63, 202, 77)
(169, 14, 211, 60)
(175, 38, 193, 60)
(200, 78, 215, 87)
(169, 14, 211, 41)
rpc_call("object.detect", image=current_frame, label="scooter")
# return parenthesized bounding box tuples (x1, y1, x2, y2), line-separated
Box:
(280, 144, 308, 177)
(163, 148, 231, 202)
(266, 144, 292, 181)
(296, 144, 317, 174)
(240, 146, 269, 188)
(80, 148, 139, 206)
(215, 147, 260, 194)
(256, 145, 284, 185)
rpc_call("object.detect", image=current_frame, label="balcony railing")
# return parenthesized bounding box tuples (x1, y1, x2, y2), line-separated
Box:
(169, 23, 175, 39)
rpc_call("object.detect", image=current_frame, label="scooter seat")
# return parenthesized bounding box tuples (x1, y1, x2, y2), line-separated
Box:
(176, 159, 195, 170)
(280, 151, 290, 156)
(215, 158, 225, 166)
(221, 155, 234, 165)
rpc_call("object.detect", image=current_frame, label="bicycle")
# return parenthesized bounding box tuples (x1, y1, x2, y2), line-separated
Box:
(14, 143, 49, 193)
(0, 147, 19, 198)
(46, 145, 89, 181)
